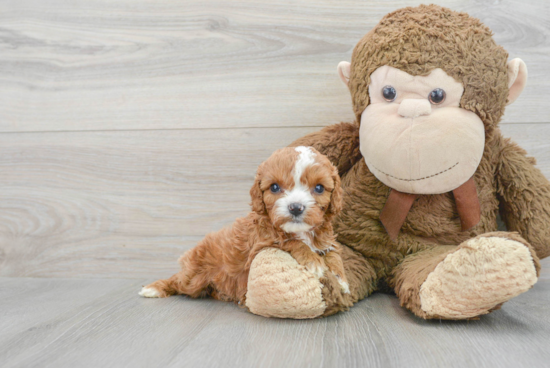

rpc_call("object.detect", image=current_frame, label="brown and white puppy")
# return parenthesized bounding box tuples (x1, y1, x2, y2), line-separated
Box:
(139, 146, 349, 305)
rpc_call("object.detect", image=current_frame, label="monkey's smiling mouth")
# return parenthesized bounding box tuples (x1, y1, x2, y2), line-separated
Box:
(371, 162, 459, 182)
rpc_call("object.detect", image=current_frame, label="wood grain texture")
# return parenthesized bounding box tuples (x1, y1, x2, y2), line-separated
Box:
(0, 0, 548, 133)
(0, 127, 320, 278)
(0, 269, 549, 368)
(0, 124, 548, 279)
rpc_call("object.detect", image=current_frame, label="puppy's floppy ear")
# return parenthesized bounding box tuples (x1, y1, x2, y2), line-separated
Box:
(250, 166, 267, 215)
(327, 166, 343, 216)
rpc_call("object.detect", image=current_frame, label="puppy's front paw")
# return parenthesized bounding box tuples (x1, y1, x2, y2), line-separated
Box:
(306, 262, 326, 279)
(335, 275, 350, 294)
(139, 286, 161, 298)
(288, 242, 327, 279)
(296, 253, 326, 279)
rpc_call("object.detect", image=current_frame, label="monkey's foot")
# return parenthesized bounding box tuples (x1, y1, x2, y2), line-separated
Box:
(246, 248, 326, 319)
(419, 234, 538, 319)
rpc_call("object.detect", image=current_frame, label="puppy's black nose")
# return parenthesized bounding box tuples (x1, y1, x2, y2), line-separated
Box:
(288, 203, 305, 216)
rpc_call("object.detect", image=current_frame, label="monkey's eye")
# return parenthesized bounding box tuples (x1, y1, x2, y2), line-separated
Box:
(428, 88, 446, 105)
(382, 86, 397, 102)
(314, 184, 325, 194)
(270, 183, 281, 193)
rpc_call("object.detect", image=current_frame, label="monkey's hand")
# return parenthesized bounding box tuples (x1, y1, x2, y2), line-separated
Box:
(497, 134, 550, 260)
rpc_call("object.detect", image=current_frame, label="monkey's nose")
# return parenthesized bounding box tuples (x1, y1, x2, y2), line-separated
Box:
(288, 203, 305, 216)
(398, 99, 432, 118)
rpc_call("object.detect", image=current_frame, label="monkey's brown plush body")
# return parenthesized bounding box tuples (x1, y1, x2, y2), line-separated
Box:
(244, 5, 550, 320)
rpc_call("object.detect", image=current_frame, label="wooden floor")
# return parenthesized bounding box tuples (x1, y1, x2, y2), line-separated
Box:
(1, 0, 550, 367)
(1, 267, 549, 368)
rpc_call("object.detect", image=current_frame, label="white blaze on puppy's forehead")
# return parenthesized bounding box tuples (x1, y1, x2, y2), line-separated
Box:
(275, 146, 318, 234)
(293, 146, 317, 185)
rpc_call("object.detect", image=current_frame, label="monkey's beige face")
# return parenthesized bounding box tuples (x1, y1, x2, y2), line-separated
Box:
(359, 66, 485, 194)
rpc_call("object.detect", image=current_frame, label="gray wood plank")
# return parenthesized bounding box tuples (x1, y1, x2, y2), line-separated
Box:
(0, 127, 320, 278)
(1, 124, 549, 278)
(0, 267, 548, 368)
(0, 0, 548, 133)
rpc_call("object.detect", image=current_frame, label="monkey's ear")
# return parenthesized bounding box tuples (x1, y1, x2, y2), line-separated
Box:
(337, 61, 351, 88)
(506, 58, 528, 105)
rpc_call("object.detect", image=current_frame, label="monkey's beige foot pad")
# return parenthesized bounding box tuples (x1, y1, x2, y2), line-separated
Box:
(419, 236, 538, 319)
(245, 248, 326, 319)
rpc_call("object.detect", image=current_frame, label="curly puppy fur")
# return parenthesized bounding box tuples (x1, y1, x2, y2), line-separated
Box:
(140, 146, 348, 305)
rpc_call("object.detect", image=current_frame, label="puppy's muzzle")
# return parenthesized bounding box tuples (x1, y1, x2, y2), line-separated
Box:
(288, 202, 305, 217)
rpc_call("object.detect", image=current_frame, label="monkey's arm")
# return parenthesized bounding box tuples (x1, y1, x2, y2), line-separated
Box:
(289, 122, 362, 176)
(496, 136, 550, 259)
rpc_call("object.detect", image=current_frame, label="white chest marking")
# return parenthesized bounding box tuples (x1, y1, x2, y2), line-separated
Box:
(296, 232, 335, 255)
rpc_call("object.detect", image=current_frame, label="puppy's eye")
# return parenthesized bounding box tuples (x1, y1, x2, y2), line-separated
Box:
(314, 184, 324, 194)
(382, 85, 397, 102)
(428, 88, 446, 105)
(270, 183, 281, 193)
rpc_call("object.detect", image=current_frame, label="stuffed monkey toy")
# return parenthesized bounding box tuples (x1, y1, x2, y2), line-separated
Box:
(244, 4, 550, 320)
